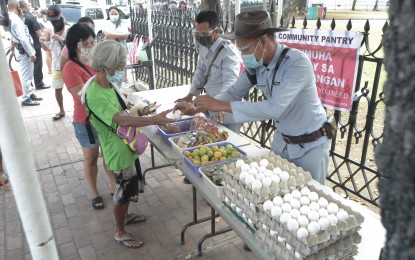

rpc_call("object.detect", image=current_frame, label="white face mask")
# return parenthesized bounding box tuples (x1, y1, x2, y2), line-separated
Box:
(79, 47, 93, 63)
(110, 15, 119, 22)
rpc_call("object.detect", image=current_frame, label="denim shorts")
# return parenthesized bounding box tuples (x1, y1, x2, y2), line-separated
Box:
(73, 121, 100, 149)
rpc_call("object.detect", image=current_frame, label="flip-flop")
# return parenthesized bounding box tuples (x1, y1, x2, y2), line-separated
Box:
(52, 113, 65, 121)
(114, 235, 144, 249)
(91, 196, 104, 209)
(125, 214, 146, 225)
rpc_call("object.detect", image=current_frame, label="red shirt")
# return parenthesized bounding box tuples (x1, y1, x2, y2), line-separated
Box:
(62, 61, 95, 122)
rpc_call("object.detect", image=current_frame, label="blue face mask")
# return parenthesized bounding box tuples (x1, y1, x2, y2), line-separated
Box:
(241, 41, 265, 69)
(106, 70, 124, 83)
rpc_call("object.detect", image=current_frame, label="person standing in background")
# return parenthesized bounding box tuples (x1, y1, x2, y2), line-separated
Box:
(38, 8, 52, 74)
(19, 0, 50, 90)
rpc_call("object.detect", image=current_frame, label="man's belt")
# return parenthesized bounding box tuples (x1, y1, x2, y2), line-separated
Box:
(282, 126, 327, 145)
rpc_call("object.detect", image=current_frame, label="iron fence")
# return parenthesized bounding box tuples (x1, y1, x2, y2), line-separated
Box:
(130, 7, 387, 208)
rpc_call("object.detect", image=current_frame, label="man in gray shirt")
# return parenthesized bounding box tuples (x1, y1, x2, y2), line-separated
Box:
(191, 11, 331, 184)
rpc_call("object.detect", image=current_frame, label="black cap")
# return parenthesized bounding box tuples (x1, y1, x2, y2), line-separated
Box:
(46, 5, 61, 21)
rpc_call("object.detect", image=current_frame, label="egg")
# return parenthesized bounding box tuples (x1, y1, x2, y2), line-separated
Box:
(273, 167, 282, 175)
(318, 197, 329, 208)
(327, 203, 339, 214)
(286, 243, 292, 250)
(239, 171, 248, 181)
(270, 230, 278, 236)
(309, 202, 320, 211)
(262, 224, 268, 229)
(297, 215, 309, 227)
(296, 227, 309, 239)
(280, 171, 290, 181)
(318, 208, 329, 218)
(264, 170, 273, 177)
(173, 109, 182, 119)
(255, 173, 265, 181)
(279, 212, 291, 224)
(252, 180, 263, 190)
(300, 196, 311, 206)
(308, 192, 319, 202)
(290, 199, 301, 210)
(271, 206, 283, 218)
(248, 218, 253, 225)
(262, 177, 272, 187)
(240, 164, 250, 172)
(272, 196, 284, 206)
(327, 214, 339, 226)
(244, 175, 255, 185)
(300, 187, 310, 196)
(259, 159, 269, 167)
(307, 221, 321, 235)
(307, 210, 320, 222)
(318, 217, 330, 230)
(291, 190, 302, 199)
(299, 205, 310, 216)
(270, 174, 281, 184)
(290, 209, 301, 219)
(258, 166, 267, 173)
(281, 203, 292, 213)
(250, 162, 259, 169)
(337, 210, 349, 221)
(235, 159, 245, 168)
(283, 193, 294, 203)
(224, 197, 229, 203)
(295, 251, 303, 259)
(277, 236, 286, 242)
(263, 200, 274, 211)
(248, 168, 258, 175)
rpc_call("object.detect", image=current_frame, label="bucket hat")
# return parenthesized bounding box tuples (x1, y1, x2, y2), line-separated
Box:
(46, 5, 61, 21)
(222, 10, 287, 40)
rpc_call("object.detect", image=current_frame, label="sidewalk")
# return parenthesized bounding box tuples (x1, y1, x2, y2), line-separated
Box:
(0, 67, 260, 259)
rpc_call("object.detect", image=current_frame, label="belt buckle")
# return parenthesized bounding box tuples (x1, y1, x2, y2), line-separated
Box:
(282, 135, 292, 144)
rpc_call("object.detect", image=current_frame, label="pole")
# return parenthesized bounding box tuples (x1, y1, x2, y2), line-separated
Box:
(146, 0, 156, 88)
(0, 40, 58, 259)
(235, 0, 240, 15)
(277, 0, 283, 27)
(262, 0, 267, 11)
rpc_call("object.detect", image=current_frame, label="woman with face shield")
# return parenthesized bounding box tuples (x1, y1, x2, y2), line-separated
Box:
(62, 23, 116, 210)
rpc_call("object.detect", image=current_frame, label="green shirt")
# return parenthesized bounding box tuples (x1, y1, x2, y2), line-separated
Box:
(85, 81, 136, 171)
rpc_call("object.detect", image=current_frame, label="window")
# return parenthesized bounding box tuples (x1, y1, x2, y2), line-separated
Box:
(85, 8, 104, 20)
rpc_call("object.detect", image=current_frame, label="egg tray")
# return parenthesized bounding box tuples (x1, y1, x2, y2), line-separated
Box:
(222, 200, 257, 234)
(223, 186, 261, 224)
(256, 227, 361, 260)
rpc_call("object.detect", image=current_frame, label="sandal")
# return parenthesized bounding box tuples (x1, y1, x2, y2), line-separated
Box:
(91, 196, 104, 209)
(52, 113, 65, 121)
(114, 234, 144, 249)
(125, 214, 146, 225)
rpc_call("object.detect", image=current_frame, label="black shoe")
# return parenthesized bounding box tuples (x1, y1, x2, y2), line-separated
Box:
(183, 177, 192, 184)
(30, 94, 43, 101)
(22, 98, 40, 106)
(35, 85, 50, 90)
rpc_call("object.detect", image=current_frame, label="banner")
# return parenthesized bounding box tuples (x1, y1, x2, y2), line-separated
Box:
(276, 29, 363, 111)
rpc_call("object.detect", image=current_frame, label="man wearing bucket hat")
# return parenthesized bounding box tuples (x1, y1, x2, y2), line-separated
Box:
(180, 10, 330, 184)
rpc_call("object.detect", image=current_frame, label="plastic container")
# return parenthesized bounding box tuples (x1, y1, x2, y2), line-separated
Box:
(199, 167, 225, 197)
(156, 117, 197, 145)
(181, 142, 247, 176)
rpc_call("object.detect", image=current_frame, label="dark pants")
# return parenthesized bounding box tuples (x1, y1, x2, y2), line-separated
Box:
(33, 48, 44, 88)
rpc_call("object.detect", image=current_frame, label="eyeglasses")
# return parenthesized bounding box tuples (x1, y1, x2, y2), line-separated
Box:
(192, 27, 217, 37)
(237, 39, 259, 53)
(78, 40, 96, 48)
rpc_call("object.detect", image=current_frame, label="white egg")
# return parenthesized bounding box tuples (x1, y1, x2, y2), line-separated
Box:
(318, 197, 329, 208)
(250, 162, 259, 169)
(277, 236, 286, 242)
(270, 174, 281, 184)
(281, 203, 292, 213)
(280, 171, 290, 181)
(296, 227, 309, 239)
(272, 196, 284, 206)
(309, 202, 320, 211)
(299, 205, 310, 216)
(252, 180, 263, 190)
(308, 192, 319, 202)
(273, 167, 282, 175)
(262, 177, 272, 187)
(295, 251, 303, 259)
(239, 171, 248, 181)
(244, 175, 255, 185)
(290, 209, 301, 219)
(307, 221, 321, 235)
(270, 230, 278, 236)
(248, 168, 258, 175)
(224, 197, 229, 203)
(263, 200, 274, 211)
(286, 243, 292, 250)
(248, 218, 253, 225)
(283, 193, 294, 203)
(300, 196, 311, 206)
(240, 164, 250, 172)
(279, 212, 291, 224)
(258, 166, 267, 173)
(337, 210, 349, 221)
(290, 199, 301, 209)
(327, 214, 339, 226)
(307, 210, 320, 222)
(318, 208, 329, 218)
(300, 187, 310, 196)
(259, 159, 269, 167)
(264, 170, 273, 177)
(235, 159, 245, 168)
(291, 189, 302, 199)
(173, 109, 182, 119)
(271, 206, 283, 218)
(297, 215, 309, 227)
(318, 217, 330, 230)
(255, 173, 265, 181)
(327, 203, 339, 214)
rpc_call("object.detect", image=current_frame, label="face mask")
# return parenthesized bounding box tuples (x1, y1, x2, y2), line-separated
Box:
(110, 15, 119, 23)
(241, 41, 265, 69)
(196, 35, 214, 48)
(52, 17, 65, 33)
(106, 70, 124, 83)
(79, 47, 93, 63)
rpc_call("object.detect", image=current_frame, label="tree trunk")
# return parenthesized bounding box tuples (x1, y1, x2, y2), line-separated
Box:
(223, 0, 231, 32)
(281, 0, 303, 28)
(352, 0, 357, 10)
(373, 0, 379, 10)
(201, 0, 222, 17)
(376, 0, 415, 259)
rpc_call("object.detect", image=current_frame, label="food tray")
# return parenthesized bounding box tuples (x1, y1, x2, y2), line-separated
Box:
(156, 117, 197, 145)
(199, 166, 225, 197)
(181, 142, 247, 177)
